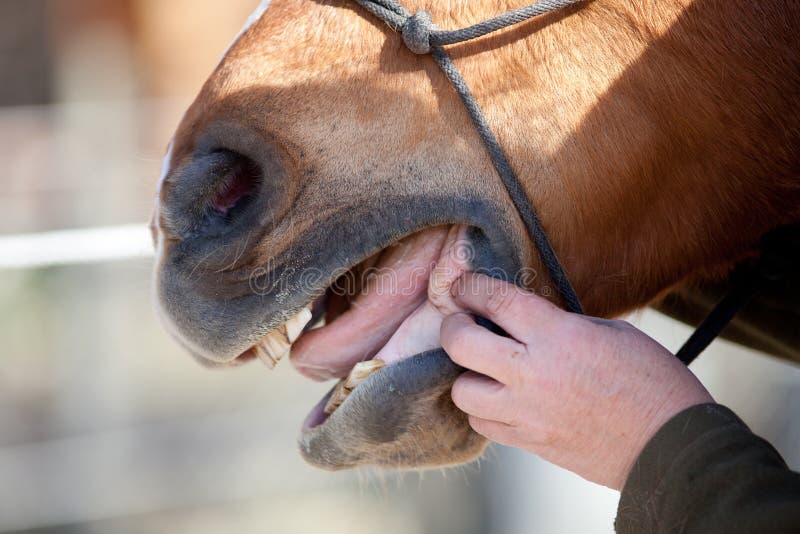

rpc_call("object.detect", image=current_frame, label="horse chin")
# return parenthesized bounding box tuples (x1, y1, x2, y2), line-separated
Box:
(299, 349, 488, 470)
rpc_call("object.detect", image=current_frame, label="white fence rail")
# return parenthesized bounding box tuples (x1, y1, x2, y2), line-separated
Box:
(0, 224, 153, 269)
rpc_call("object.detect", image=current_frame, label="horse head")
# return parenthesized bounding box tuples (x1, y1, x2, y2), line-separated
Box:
(152, 0, 800, 469)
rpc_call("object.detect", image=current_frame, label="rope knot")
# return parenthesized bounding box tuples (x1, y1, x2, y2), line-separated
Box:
(401, 10, 433, 54)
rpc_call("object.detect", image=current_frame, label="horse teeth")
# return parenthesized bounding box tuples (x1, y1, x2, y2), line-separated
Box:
(323, 381, 349, 415)
(258, 331, 291, 368)
(323, 359, 385, 415)
(256, 308, 313, 369)
(285, 307, 313, 343)
(254, 342, 278, 370)
(344, 359, 385, 390)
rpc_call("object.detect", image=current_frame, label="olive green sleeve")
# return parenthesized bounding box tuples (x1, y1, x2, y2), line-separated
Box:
(616, 403, 800, 533)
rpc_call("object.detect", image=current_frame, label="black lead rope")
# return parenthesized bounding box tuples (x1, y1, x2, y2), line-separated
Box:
(354, 0, 586, 315)
(674, 267, 764, 366)
(352, 0, 793, 365)
(675, 225, 799, 365)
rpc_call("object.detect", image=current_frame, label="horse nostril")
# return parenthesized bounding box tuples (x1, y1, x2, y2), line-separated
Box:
(208, 151, 261, 216)
(161, 149, 263, 237)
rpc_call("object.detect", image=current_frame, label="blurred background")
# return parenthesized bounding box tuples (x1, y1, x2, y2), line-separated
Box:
(0, 1, 798, 533)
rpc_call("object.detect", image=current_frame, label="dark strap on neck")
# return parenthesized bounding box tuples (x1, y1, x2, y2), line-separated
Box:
(354, 0, 586, 314)
(676, 224, 800, 365)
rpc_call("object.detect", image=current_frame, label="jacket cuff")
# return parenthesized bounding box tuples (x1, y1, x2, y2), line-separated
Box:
(615, 403, 748, 533)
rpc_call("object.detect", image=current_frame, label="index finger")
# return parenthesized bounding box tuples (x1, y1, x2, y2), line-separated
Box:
(440, 312, 526, 385)
(450, 272, 564, 342)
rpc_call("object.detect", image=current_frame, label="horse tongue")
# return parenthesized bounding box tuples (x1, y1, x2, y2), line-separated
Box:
(373, 300, 443, 365)
(289, 227, 449, 381)
(289, 298, 415, 380)
(291, 225, 472, 380)
(375, 225, 472, 364)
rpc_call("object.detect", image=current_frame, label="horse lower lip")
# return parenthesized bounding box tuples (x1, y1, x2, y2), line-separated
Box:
(323, 359, 386, 415)
(302, 361, 388, 430)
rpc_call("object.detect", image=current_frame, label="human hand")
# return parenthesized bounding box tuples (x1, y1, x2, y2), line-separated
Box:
(442, 273, 714, 489)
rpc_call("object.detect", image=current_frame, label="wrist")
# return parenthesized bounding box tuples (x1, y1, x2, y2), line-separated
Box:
(614, 384, 714, 490)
